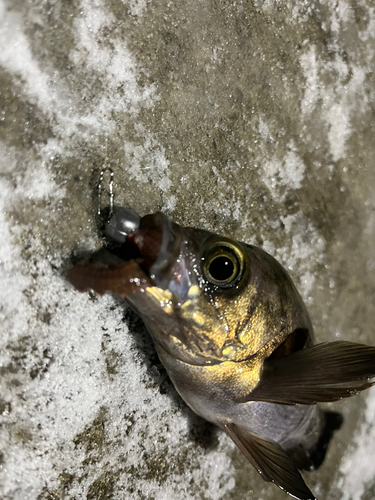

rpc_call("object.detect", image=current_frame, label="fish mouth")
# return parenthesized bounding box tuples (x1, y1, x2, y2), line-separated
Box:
(67, 211, 183, 297)
(125, 212, 182, 289)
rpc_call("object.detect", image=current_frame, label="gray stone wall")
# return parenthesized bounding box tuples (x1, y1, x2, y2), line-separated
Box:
(1, 1, 375, 499)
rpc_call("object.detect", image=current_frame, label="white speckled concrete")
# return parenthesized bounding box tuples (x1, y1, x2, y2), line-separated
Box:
(1, 1, 375, 499)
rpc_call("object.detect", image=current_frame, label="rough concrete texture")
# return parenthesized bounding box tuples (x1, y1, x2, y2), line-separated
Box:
(1, 0, 375, 499)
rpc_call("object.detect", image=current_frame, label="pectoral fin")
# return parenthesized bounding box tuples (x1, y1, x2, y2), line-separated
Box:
(222, 423, 316, 500)
(240, 341, 375, 405)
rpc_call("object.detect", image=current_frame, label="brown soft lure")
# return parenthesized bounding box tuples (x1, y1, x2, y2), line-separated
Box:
(66, 260, 155, 297)
(67, 207, 375, 500)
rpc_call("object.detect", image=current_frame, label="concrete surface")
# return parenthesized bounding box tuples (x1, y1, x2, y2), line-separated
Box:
(1, 0, 375, 499)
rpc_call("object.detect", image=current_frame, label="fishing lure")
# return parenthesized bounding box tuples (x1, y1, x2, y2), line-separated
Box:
(67, 170, 375, 499)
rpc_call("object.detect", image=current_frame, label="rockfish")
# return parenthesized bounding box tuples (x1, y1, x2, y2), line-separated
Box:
(67, 208, 375, 499)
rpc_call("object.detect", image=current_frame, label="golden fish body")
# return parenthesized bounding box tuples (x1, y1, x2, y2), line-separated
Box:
(67, 211, 375, 500)
(125, 224, 317, 437)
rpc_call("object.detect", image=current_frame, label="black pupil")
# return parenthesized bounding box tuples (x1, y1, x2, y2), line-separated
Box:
(209, 256, 235, 282)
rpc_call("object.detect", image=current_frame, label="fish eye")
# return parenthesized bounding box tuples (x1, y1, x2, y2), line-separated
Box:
(202, 238, 246, 287)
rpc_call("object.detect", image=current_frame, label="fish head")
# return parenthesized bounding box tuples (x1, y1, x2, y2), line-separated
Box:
(113, 212, 313, 367)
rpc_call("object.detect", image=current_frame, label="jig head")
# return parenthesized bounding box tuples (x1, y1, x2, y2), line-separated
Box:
(97, 167, 140, 244)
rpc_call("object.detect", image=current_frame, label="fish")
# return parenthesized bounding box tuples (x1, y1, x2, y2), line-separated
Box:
(67, 207, 375, 500)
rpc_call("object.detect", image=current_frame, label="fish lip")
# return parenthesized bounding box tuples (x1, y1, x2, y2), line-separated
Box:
(126, 212, 182, 290)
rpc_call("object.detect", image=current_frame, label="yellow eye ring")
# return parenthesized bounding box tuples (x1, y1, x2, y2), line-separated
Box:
(202, 238, 246, 287)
